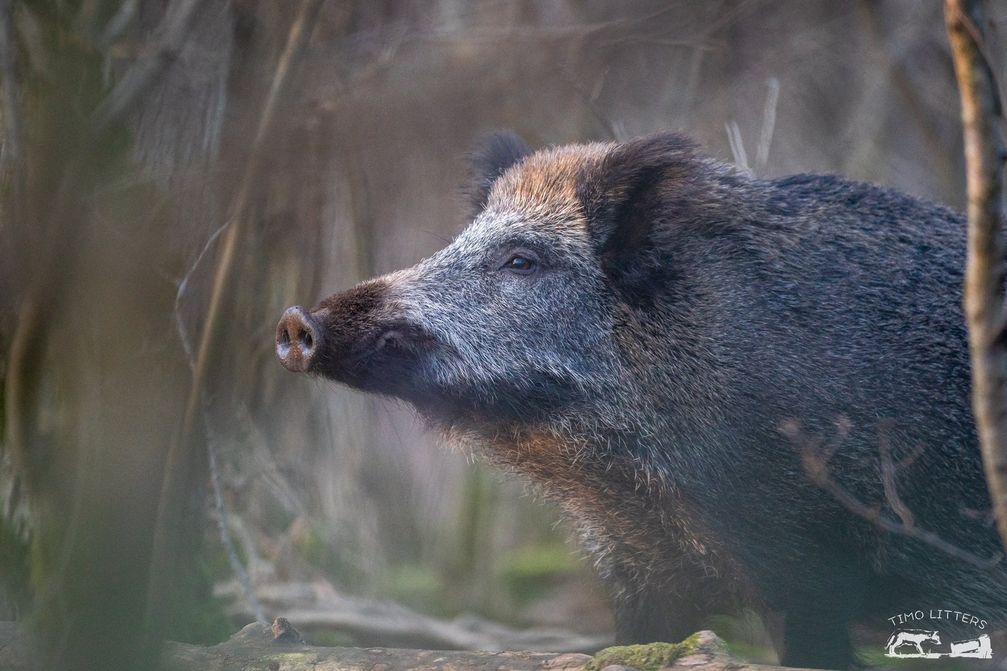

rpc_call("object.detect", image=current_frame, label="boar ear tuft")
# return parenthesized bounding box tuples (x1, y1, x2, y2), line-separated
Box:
(464, 131, 531, 215)
(578, 132, 698, 253)
(577, 132, 700, 296)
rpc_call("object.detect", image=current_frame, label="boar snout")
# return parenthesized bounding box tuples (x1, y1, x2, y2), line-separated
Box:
(276, 305, 321, 373)
(276, 280, 434, 393)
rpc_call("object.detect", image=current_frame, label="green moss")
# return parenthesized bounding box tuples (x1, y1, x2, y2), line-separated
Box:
(586, 635, 703, 671)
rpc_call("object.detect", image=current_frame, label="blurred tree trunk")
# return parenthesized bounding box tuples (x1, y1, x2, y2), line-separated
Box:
(0, 1, 235, 667)
(945, 0, 1007, 551)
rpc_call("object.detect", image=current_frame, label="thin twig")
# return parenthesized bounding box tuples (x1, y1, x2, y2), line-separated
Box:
(204, 414, 267, 624)
(562, 68, 624, 142)
(174, 220, 230, 370)
(782, 420, 1003, 570)
(172, 219, 265, 623)
(877, 420, 915, 529)
(754, 78, 779, 175)
(725, 121, 750, 174)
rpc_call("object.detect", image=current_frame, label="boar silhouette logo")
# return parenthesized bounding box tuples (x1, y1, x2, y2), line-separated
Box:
(885, 630, 941, 658)
(884, 629, 994, 660)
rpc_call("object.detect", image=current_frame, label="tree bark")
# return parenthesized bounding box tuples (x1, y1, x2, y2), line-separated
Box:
(945, 0, 1007, 550)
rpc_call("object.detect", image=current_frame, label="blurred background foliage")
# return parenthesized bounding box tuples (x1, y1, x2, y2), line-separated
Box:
(0, 1, 1005, 669)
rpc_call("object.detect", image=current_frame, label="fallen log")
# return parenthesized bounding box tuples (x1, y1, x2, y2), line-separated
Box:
(216, 579, 612, 652)
(0, 620, 811, 671)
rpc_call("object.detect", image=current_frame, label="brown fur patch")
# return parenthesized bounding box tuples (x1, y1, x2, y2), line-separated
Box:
(310, 278, 390, 337)
(468, 424, 753, 614)
(473, 426, 679, 548)
(487, 143, 612, 228)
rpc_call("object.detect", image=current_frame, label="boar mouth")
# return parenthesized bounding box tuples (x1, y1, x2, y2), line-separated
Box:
(312, 319, 438, 393)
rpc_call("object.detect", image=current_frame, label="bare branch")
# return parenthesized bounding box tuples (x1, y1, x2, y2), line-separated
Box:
(877, 420, 915, 529)
(220, 580, 611, 654)
(782, 420, 1003, 570)
(559, 67, 625, 142)
(945, 0, 1007, 552)
(755, 78, 779, 175)
(173, 221, 265, 625)
(173, 220, 230, 371)
(725, 121, 750, 174)
(205, 416, 267, 624)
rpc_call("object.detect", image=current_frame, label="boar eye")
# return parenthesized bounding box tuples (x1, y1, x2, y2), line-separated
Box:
(501, 254, 538, 275)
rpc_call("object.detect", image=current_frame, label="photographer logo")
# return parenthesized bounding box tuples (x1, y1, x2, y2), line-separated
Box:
(884, 610, 992, 660)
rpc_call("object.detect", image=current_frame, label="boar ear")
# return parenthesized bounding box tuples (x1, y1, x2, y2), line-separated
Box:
(577, 133, 700, 293)
(464, 131, 531, 215)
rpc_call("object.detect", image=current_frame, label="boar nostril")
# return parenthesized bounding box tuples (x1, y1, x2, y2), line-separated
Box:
(276, 306, 321, 373)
